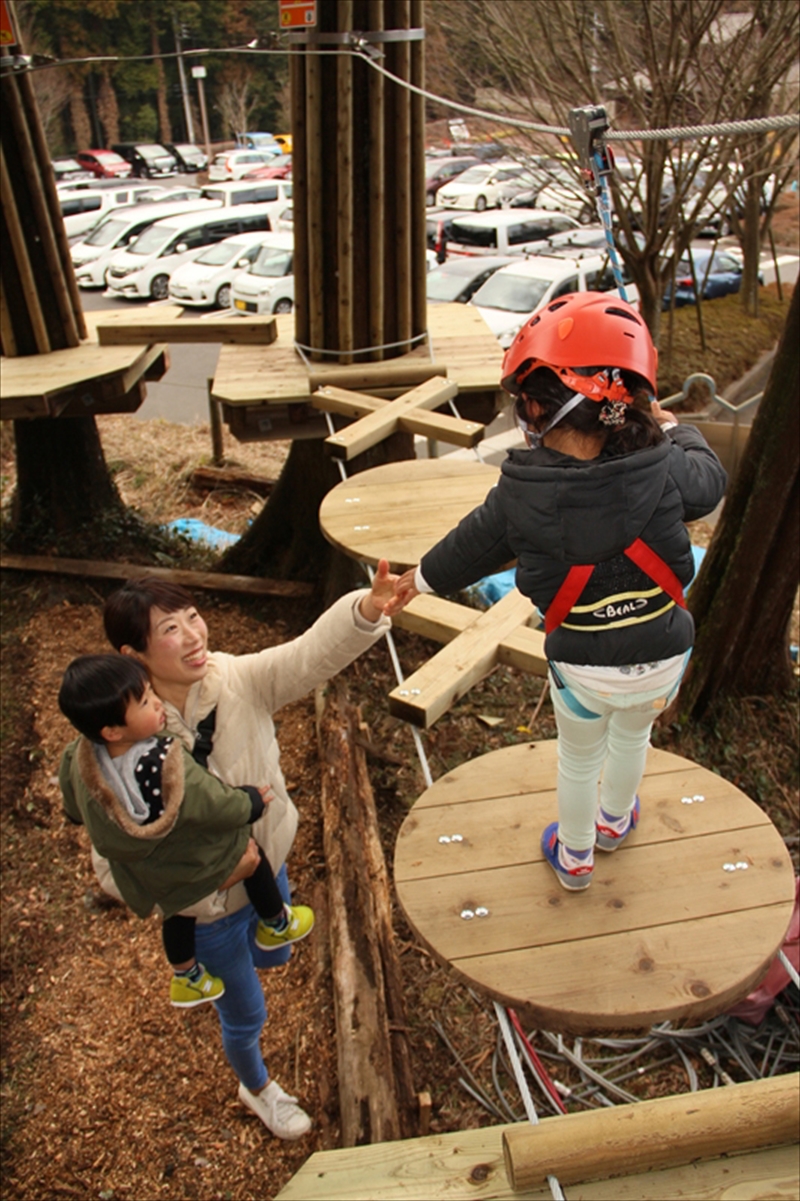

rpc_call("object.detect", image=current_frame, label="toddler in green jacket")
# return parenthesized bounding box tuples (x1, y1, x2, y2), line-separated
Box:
(58, 654, 314, 1008)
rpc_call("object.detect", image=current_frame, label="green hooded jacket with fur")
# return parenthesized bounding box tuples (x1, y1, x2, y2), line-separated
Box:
(60, 736, 253, 919)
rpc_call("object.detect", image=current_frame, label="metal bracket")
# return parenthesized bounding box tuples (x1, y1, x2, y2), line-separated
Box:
(568, 104, 613, 184)
(288, 27, 424, 56)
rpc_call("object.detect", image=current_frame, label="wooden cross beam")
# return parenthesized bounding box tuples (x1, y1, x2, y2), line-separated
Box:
(389, 589, 547, 728)
(311, 377, 485, 460)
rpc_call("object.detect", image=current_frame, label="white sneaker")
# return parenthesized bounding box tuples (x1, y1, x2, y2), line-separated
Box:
(238, 1079, 312, 1140)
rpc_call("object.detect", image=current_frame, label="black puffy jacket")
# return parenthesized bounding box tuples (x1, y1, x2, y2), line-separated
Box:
(420, 425, 727, 667)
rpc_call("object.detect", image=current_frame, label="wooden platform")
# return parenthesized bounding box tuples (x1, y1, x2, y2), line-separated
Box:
(0, 342, 168, 419)
(275, 1126, 798, 1200)
(318, 458, 499, 568)
(394, 742, 795, 1034)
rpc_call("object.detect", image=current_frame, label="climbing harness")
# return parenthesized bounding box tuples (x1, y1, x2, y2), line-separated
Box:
(544, 537, 687, 635)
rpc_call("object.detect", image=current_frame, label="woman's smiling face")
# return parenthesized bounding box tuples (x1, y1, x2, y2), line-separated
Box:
(138, 605, 209, 690)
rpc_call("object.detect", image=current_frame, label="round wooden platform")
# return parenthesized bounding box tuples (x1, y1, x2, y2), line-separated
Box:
(394, 741, 795, 1033)
(318, 458, 499, 568)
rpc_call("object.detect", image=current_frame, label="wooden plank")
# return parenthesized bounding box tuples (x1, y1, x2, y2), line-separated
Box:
(95, 316, 277, 346)
(318, 458, 499, 567)
(391, 593, 481, 643)
(0, 554, 313, 598)
(503, 1075, 799, 1190)
(1, 342, 167, 402)
(212, 307, 502, 410)
(397, 825, 793, 961)
(1, 344, 168, 419)
(312, 384, 484, 452)
(275, 1128, 798, 1201)
(394, 773, 771, 883)
(389, 590, 536, 727)
(323, 377, 459, 461)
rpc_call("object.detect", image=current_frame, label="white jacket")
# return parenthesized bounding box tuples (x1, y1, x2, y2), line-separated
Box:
(93, 589, 390, 923)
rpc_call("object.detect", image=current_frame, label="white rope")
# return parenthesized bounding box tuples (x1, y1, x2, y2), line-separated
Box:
(778, 948, 800, 991)
(320, 411, 435, 789)
(294, 331, 429, 360)
(494, 1004, 566, 1201)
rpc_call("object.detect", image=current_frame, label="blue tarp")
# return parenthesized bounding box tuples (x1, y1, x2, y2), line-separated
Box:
(166, 518, 241, 550)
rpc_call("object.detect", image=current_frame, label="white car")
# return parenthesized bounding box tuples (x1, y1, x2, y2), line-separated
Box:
(436, 161, 535, 211)
(104, 204, 269, 300)
(71, 199, 217, 288)
(208, 150, 281, 181)
(230, 233, 294, 315)
(471, 249, 639, 349)
(167, 232, 271, 308)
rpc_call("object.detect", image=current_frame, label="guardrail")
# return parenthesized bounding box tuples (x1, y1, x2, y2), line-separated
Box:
(660, 372, 763, 476)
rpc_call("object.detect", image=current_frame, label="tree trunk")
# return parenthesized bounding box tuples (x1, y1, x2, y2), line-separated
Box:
(218, 431, 414, 604)
(96, 72, 120, 148)
(67, 87, 92, 151)
(151, 15, 173, 145)
(9, 417, 128, 551)
(315, 680, 418, 1145)
(675, 282, 799, 719)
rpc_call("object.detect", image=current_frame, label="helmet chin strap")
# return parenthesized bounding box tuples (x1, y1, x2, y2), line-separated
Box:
(520, 391, 586, 448)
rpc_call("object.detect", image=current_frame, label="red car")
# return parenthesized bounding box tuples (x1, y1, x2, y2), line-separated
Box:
(242, 154, 293, 181)
(76, 150, 132, 179)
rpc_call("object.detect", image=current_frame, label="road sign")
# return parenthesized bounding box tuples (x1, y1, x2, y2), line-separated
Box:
(279, 0, 317, 28)
(1, 0, 19, 46)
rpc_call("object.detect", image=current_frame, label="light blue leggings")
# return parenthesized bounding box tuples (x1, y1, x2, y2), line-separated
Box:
(549, 664, 684, 852)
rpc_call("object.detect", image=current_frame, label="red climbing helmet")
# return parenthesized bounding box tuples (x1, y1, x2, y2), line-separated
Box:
(501, 291, 658, 404)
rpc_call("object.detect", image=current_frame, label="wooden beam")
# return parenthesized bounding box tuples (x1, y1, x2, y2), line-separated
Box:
(312, 383, 484, 452)
(319, 376, 460, 460)
(95, 316, 277, 346)
(275, 1125, 798, 1201)
(0, 554, 313, 598)
(308, 362, 446, 392)
(389, 589, 544, 728)
(503, 1074, 799, 1190)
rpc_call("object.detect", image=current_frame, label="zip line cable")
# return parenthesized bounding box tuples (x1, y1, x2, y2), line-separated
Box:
(6, 38, 798, 145)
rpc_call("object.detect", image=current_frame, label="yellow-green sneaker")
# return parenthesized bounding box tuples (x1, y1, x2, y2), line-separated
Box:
(255, 904, 315, 950)
(170, 966, 225, 1008)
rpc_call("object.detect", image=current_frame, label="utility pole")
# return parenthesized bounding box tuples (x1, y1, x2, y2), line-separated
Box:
(172, 12, 194, 143)
(191, 64, 211, 164)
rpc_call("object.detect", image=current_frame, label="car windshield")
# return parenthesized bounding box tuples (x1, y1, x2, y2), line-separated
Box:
(453, 166, 491, 184)
(128, 224, 175, 255)
(250, 247, 292, 277)
(83, 217, 131, 247)
(138, 145, 166, 159)
(426, 266, 481, 301)
(449, 219, 497, 248)
(472, 272, 552, 312)
(195, 241, 247, 266)
(97, 152, 123, 162)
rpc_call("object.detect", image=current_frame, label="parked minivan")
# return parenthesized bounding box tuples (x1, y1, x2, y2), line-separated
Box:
(200, 180, 293, 207)
(71, 198, 220, 288)
(446, 209, 581, 256)
(59, 183, 165, 238)
(111, 143, 178, 178)
(104, 204, 273, 300)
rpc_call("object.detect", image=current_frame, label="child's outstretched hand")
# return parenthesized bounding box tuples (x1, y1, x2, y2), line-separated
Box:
(383, 567, 419, 618)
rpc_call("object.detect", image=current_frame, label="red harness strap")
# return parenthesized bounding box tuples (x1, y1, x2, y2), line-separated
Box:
(544, 564, 594, 634)
(624, 538, 687, 607)
(544, 540, 687, 635)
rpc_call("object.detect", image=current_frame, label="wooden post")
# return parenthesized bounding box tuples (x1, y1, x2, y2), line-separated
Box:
(336, 1, 354, 364)
(393, 0, 412, 353)
(207, 378, 224, 464)
(305, 46, 325, 359)
(290, 50, 309, 351)
(503, 1073, 800, 1190)
(368, 0, 385, 360)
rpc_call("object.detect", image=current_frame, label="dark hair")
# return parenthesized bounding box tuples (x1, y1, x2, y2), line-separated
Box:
(103, 577, 197, 652)
(59, 654, 150, 742)
(517, 366, 663, 454)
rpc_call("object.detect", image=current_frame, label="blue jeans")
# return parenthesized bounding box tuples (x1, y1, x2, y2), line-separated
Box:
(194, 863, 291, 1092)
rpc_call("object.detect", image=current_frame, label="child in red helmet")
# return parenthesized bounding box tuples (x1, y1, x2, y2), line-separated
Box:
(387, 293, 726, 892)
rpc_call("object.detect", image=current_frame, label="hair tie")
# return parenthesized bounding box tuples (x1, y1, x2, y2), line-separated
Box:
(598, 399, 627, 427)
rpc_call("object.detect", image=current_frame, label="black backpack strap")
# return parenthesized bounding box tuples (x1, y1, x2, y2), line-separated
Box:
(191, 707, 217, 768)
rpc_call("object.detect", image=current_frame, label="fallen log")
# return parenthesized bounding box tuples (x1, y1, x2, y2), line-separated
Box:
(189, 465, 276, 496)
(0, 554, 313, 598)
(315, 680, 417, 1145)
